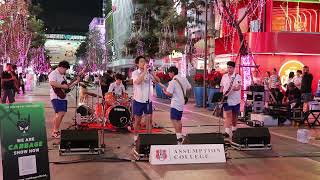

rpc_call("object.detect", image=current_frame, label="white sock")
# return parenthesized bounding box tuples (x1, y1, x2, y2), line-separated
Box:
(134, 135, 138, 141)
(232, 126, 237, 131)
(176, 133, 183, 139)
(225, 128, 231, 135)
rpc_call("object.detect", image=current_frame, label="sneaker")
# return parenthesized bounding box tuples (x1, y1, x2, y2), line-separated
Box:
(51, 131, 60, 139)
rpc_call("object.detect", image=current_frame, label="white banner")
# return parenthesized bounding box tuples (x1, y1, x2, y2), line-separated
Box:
(149, 144, 226, 165)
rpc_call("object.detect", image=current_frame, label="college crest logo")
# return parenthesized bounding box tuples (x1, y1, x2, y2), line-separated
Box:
(156, 149, 168, 161)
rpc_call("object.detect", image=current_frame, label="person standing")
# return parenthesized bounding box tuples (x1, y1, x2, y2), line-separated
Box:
(269, 68, 281, 103)
(301, 66, 313, 103)
(1, 63, 17, 103)
(48, 61, 79, 138)
(18, 73, 25, 94)
(132, 56, 160, 144)
(252, 70, 262, 85)
(162, 66, 191, 143)
(220, 61, 242, 138)
(293, 70, 302, 89)
(100, 70, 114, 98)
(286, 71, 295, 87)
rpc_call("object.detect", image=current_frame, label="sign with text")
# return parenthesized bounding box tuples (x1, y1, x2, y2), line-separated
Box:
(0, 103, 50, 180)
(149, 144, 226, 165)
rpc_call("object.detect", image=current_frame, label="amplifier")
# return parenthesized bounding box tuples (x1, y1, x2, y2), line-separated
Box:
(136, 134, 177, 155)
(232, 128, 271, 145)
(249, 85, 265, 92)
(60, 129, 99, 150)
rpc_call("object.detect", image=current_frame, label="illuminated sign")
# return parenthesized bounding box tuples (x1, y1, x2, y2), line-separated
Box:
(279, 60, 304, 89)
(45, 39, 83, 64)
(45, 34, 86, 41)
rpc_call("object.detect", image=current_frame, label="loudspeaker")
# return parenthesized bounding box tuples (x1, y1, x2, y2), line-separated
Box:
(183, 133, 224, 144)
(232, 128, 271, 145)
(60, 129, 99, 150)
(136, 134, 177, 154)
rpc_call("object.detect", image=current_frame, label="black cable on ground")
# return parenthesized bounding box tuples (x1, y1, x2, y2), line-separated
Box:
(50, 157, 134, 164)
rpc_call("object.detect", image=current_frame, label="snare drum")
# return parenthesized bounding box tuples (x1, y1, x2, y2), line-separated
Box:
(106, 105, 131, 128)
(76, 105, 93, 116)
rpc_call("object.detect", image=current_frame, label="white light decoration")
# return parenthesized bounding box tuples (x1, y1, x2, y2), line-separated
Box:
(79, 60, 83, 65)
(241, 55, 252, 95)
(181, 54, 187, 77)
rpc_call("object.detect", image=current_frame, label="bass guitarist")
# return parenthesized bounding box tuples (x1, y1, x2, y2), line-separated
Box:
(49, 61, 79, 138)
(220, 61, 242, 138)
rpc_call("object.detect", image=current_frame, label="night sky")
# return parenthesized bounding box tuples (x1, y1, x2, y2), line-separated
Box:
(35, 0, 102, 34)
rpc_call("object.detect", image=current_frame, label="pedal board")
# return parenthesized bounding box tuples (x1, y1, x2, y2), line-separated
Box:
(246, 120, 264, 127)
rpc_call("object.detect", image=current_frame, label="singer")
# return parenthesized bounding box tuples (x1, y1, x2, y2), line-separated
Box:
(131, 56, 160, 144)
(220, 61, 242, 138)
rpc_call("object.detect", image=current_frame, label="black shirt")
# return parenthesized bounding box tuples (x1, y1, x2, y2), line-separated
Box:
(301, 73, 313, 93)
(101, 74, 114, 93)
(285, 87, 301, 102)
(1, 71, 15, 89)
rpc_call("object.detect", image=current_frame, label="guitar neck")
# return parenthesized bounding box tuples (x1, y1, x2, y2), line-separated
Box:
(67, 78, 79, 87)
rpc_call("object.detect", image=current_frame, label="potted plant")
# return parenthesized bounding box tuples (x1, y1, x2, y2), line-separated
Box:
(206, 70, 222, 110)
(155, 72, 171, 99)
(194, 73, 205, 107)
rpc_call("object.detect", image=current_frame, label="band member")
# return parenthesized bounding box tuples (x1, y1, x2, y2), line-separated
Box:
(220, 61, 242, 138)
(162, 66, 191, 143)
(108, 73, 126, 96)
(132, 56, 160, 144)
(1, 63, 18, 103)
(49, 61, 79, 138)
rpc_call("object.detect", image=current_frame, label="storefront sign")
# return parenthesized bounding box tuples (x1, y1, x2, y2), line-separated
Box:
(149, 144, 226, 165)
(0, 103, 50, 180)
(279, 60, 304, 89)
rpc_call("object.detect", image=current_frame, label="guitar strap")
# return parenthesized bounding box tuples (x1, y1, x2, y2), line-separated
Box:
(223, 73, 238, 99)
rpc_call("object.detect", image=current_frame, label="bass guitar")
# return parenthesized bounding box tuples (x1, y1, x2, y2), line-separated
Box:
(53, 68, 86, 99)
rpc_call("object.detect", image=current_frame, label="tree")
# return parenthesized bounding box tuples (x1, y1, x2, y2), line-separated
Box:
(123, 0, 189, 58)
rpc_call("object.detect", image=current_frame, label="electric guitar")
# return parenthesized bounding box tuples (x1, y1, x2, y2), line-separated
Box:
(53, 68, 86, 99)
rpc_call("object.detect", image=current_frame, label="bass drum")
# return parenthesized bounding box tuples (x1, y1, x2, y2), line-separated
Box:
(106, 105, 131, 128)
(76, 105, 93, 116)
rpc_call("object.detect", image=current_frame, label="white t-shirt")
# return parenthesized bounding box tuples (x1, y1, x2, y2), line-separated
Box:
(48, 69, 67, 100)
(132, 69, 154, 103)
(220, 73, 242, 106)
(166, 74, 192, 111)
(108, 82, 125, 95)
(293, 76, 302, 89)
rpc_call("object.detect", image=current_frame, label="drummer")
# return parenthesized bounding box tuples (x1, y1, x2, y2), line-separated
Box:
(108, 73, 126, 97)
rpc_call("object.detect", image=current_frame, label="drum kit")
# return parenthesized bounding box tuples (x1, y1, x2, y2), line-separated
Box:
(76, 91, 132, 129)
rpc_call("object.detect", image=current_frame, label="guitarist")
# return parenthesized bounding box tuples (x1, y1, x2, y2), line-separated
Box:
(220, 61, 242, 138)
(48, 61, 79, 138)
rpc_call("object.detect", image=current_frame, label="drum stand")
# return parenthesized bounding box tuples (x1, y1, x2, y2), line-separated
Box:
(67, 83, 80, 130)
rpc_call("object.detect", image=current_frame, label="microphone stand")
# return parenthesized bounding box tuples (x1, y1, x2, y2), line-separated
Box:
(98, 79, 106, 149)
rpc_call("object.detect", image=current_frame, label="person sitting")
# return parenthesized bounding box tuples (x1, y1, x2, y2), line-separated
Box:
(108, 73, 126, 97)
(283, 82, 302, 109)
(283, 82, 302, 124)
